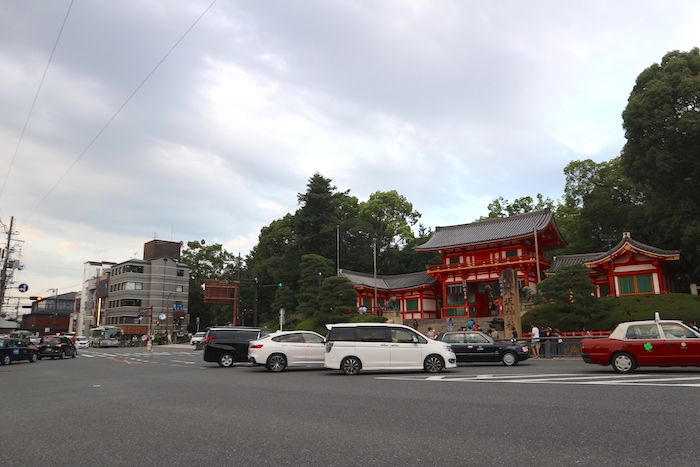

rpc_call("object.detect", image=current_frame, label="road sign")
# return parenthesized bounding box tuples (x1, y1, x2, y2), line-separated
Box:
(18, 283, 28, 293)
(172, 304, 184, 311)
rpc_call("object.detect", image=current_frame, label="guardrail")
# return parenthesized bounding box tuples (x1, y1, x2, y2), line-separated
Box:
(498, 336, 601, 359)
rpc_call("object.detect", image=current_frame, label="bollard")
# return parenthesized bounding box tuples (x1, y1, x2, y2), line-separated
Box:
(544, 339, 551, 358)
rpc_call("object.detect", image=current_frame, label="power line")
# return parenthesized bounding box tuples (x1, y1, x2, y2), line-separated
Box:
(0, 0, 75, 219)
(18, 0, 218, 228)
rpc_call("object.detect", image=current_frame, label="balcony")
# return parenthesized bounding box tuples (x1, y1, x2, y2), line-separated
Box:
(427, 254, 551, 274)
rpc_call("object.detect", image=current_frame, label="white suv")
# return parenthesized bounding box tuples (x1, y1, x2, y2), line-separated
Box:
(324, 323, 457, 375)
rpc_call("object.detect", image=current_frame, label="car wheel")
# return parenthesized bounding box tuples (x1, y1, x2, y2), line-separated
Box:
(501, 351, 517, 366)
(218, 353, 235, 367)
(423, 354, 445, 373)
(30, 353, 38, 363)
(266, 353, 287, 372)
(60, 351, 65, 360)
(341, 356, 362, 375)
(71, 350, 77, 358)
(37, 355, 42, 360)
(611, 352, 637, 373)
(1, 355, 10, 365)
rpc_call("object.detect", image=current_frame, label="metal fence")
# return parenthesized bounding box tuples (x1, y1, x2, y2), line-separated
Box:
(499, 337, 587, 359)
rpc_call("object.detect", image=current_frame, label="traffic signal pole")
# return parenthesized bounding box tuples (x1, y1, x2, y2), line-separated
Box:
(0, 216, 15, 315)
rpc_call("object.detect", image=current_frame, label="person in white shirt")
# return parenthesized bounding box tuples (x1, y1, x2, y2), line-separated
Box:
(530, 324, 541, 358)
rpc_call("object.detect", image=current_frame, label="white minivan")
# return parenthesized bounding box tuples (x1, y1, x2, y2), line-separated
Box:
(324, 323, 457, 375)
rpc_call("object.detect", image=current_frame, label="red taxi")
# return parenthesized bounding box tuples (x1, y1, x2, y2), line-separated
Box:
(581, 313, 700, 373)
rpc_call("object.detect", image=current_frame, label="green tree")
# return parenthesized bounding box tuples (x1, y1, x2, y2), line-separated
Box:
(358, 190, 421, 250)
(295, 173, 348, 260)
(536, 264, 597, 305)
(181, 240, 239, 329)
(559, 158, 647, 254)
(479, 194, 556, 220)
(296, 254, 335, 317)
(316, 276, 359, 320)
(621, 47, 700, 279)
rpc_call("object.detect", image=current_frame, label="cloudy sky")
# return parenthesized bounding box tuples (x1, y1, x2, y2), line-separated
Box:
(1, 0, 699, 310)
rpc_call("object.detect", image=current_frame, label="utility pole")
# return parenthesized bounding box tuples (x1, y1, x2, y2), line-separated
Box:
(0, 216, 15, 315)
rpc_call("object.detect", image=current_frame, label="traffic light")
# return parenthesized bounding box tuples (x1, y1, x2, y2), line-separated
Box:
(278, 282, 283, 287)
(29, 296, 43, 301)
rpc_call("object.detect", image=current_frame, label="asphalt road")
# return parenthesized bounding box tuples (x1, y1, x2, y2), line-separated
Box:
(2, 345, 699, 467)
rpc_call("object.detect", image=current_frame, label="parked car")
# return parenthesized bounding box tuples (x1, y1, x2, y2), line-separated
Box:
(203, 326, 272, 367)
(36, 336, 78, 360)
(581, 313, 700, 373)
(437, 331, 529, 366)
(189, 331, 206, 346)
(0, 337, 38, 365)
(249, 330, 326, 372)
(324, 323, 457, 375)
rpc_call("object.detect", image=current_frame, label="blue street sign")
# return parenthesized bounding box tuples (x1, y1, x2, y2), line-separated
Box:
(18, 283, 28, 293)
(172, 304, 184, 311)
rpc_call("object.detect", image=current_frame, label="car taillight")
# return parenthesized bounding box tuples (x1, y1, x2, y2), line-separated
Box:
(249, 344, 264, 349)
(204, 336, 215, 344)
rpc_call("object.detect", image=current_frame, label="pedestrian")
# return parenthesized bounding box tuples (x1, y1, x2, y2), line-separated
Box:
(552, 328, 563, 356)
(412, 320, 419, 330)
(146, 334, 153, 353)
(467, 319, 475, 330)
(427, 327, 437, 339)
(358, 305, 367, 314)
(511, 325, 518, 343)
(446, 317, 454, 332)
(530, 324, 540, 358)
(489, 326, 499, 339)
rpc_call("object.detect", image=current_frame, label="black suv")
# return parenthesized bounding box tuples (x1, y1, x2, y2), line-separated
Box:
(203, 327, 272, 367)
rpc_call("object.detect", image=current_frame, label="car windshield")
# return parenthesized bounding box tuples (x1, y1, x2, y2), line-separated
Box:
(660, 323, 699, 339)
(42, 337, 62, 344)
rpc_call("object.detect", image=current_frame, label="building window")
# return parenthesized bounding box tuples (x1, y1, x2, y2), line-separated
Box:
(119, 299, 143, 307)
(506, 250, 518, 257)
(177, 269, 184, 277)
(449, 257, 460, 264)
(124, 265, 144, 273)
(619, 274, 654, 295)
(406, 299, 419, 311)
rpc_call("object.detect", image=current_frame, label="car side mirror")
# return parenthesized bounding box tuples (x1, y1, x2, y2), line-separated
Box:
(413, 336, 419, 343)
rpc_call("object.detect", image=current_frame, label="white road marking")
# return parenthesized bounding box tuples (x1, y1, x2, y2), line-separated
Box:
(377, 372, 700, 387)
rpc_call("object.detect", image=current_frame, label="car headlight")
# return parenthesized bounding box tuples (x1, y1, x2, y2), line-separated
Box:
(443, 344, 454, 353)
(521, 345, 529, 352)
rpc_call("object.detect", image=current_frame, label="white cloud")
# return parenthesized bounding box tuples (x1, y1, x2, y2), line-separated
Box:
(1, 0, 700, 305)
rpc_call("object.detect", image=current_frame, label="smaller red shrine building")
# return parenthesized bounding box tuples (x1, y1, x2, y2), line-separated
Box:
(546, 231, 689, 297)
(343, 210, 690, 323)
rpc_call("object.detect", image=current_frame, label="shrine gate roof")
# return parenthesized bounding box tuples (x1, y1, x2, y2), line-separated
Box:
(415, 209, 564, 252)
(340, 269, 436, 291)
(546, 232, 689, 274)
